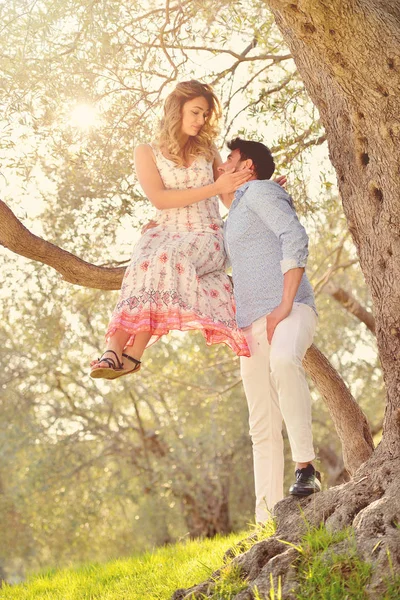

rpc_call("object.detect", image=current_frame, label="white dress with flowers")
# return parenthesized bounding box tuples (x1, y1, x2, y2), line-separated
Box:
(105, 144, 249, 357)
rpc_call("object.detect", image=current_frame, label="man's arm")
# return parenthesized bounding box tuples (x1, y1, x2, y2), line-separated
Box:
(266, 267, 304, 344)
(246, 181, 309, 271)
(246, 182, 309, 343)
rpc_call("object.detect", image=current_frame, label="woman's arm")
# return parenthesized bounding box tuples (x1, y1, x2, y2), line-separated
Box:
(212, 148, 235, 208)
(135, 144, 251, 210)
(212, 148, 223, 182)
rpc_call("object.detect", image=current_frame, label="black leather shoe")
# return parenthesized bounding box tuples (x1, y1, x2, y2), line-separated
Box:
(289, 464, 321, 497)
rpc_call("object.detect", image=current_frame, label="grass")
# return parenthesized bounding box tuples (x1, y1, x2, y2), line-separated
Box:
(2, 521, 400, 600)
(205, 563, 249, 599)
(294, 525, 372, 600)
(382, 576, 400, 600)
(204, 524, 373, 600)
(0, 528, 267, 600)
(207, 523, 400, 600)
(381, 548, 400, 600)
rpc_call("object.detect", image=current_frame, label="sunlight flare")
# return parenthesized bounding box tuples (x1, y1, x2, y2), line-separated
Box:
(69, 103, 99, 129)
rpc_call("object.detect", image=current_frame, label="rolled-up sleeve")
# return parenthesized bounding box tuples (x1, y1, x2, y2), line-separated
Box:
(246, 182, 309, 274)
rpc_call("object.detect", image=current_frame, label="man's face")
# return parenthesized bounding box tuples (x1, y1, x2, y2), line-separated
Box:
(218, 149, 248, 174)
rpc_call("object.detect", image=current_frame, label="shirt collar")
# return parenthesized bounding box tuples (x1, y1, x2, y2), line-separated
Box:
(230, 181, 251, 211)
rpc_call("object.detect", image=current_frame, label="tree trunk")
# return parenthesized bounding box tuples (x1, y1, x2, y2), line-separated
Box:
(181, 477, 231, 538)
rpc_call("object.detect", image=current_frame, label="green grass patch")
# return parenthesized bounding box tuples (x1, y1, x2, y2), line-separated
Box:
(206, 563, 249, 599)
(0, 527, 272, 600)
(205, 521, 276, 600)
(3, 520, 400, 600)
(382, 576, 400, 600)
(380, 548, 400, 600)
(294, 524, 372, 600)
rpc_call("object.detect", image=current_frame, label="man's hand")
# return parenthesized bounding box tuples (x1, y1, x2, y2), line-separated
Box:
(141, 220, 158, 235)
(273, 175, 287, 188)
(266, 303, 292, 344)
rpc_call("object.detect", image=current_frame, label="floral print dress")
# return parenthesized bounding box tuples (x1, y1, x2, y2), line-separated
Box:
(105, 144, 250, 357)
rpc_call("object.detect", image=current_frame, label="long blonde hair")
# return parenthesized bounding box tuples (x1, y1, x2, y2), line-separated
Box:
(157, 80, 221, 166)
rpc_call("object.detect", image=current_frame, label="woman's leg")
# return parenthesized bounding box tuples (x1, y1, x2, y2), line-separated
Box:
(91, 329, 130, 369)
(122, 331, 152, 366)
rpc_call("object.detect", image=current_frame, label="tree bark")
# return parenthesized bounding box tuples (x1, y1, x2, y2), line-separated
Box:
(324, 281, 376, 334)
(303, 344, 373, 474)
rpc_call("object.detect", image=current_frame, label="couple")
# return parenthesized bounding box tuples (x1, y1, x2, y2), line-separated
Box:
(90, 80, 321, 523)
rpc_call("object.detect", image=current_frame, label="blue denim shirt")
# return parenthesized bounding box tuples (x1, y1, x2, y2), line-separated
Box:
(224, 180, 316, 328)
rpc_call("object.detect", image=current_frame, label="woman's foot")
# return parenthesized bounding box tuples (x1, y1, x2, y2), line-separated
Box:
(90, 350, 141, 380)
(90, 350, 124, 379)
(121, 353, 141, 375)
(90, 350, 123, 371)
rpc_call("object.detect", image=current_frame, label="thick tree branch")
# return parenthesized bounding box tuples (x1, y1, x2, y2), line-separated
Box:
(324, 281, 376, 334)
(303, 344, 374, 474)
(0, 200, 125, 290)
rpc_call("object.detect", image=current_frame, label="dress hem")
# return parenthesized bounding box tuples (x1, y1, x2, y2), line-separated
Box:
(105, 309, 250, 357)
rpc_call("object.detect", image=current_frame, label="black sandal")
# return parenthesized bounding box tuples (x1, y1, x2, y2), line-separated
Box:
(109, 353, 141, 379)
(90, 350, 124, 380)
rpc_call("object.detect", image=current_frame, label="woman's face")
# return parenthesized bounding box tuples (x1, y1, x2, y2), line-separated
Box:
(181, 96, 210, 137)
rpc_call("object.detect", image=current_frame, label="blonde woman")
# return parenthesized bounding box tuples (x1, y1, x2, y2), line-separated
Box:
(90, 80, 252, 379)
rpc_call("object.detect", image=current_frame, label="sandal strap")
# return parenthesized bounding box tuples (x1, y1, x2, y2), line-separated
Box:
(97, 357, 118, 369)
(98, 350, 123, 370)
(122, 353, 141, 367)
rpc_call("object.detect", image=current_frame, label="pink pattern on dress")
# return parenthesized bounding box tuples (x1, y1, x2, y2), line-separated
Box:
(105, 144, 250, 357)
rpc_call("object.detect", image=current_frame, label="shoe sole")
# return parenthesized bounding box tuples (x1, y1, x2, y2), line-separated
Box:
(289, 488, 321, 497)
(90, 365, 141, 380)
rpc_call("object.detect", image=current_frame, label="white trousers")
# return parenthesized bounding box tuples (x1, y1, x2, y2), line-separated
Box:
(240, 302, 318, 523)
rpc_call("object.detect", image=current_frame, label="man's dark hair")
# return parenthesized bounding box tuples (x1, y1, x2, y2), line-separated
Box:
(227, 137, 275, 180)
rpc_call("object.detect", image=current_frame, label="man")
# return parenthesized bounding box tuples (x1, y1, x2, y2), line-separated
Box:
(220, 137, 321, 524)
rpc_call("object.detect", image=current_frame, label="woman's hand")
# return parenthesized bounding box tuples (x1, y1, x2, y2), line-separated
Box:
(214, 168, 252, 195)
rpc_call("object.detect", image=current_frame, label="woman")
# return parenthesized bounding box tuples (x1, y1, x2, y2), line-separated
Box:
(90, 80, 252, 379)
